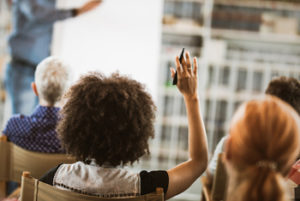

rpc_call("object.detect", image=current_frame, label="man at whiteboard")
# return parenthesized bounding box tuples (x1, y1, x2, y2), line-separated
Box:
(5, 0, 101, 116)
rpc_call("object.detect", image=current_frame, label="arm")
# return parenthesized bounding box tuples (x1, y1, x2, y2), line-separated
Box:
(73, 0, 102, 16)
(19, 0, 73, 23)
(19, 0, 101, 23)
(2, 120, 11, 138)
(165, 52, 208, 199)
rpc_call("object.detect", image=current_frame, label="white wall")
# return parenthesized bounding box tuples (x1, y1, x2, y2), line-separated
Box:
(52, 0, 163, 101)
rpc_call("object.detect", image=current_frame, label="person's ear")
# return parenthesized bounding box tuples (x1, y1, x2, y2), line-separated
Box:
(31, 82, 38, 97)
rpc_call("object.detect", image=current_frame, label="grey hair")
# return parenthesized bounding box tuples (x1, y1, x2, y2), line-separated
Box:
(35, 57, 70, 106)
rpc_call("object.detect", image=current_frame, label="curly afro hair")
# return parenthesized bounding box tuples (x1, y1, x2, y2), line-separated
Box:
(57, 72, 156, 166)
(265, 76, 300, 115)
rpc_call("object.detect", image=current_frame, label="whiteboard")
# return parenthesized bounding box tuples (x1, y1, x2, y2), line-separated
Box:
(52, 0, 163, 101)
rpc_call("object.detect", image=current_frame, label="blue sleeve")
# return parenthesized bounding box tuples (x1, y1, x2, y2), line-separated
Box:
(19, 0, 73, 23)
(2, 115, 22, 139)
(2, 118, 13, 138)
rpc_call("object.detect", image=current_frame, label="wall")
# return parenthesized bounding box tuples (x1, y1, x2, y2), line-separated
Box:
(53, 0, 164, 101)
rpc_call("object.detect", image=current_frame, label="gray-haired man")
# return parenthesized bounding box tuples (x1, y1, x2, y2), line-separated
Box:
(3, 57, 70, 152)
(3, 57, 71, 194)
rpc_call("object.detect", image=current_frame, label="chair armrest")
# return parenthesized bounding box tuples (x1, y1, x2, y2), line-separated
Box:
(201, 176, 212, 201)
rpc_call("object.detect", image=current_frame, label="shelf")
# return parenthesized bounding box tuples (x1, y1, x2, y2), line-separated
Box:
(162, 25, 300, 45)
(164, 0, 300, 11)
(211, 29, 300, 45)
(214, 0, 300, 11)
(162, 24, 204, 36)
(205, 88, 263, 101)
(156, 116, 188, 126)
(158, 85, 263, 101)
(165, 0, 204, 3)
(151, 146, 188, 159)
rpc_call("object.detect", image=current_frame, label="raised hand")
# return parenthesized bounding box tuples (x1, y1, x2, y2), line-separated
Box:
(170, 51, 198, 99)
(166, 51, 208, 199)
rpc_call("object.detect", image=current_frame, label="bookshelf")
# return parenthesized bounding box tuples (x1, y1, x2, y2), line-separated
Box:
(214, 0, 300, 11)
(140, 0, 300, 200)
(0, 0, 11, 128)
(1, 0, 300, 200)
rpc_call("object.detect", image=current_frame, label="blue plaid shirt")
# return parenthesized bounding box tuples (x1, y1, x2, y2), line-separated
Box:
(3, 105, 63, 153)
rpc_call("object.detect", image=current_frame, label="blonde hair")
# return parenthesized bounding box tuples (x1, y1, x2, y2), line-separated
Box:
(35, 57, 70, 106)
(225, 95, 300, 201)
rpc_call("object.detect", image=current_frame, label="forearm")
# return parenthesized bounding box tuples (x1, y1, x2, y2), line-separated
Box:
(20, 1, 73, 23)
(166, 53, 208, 200)
(184, 95, 208, 165)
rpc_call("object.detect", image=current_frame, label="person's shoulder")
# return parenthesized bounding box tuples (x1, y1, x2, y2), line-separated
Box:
(3, 114, 28, 133)
(9, 113, 31, 124)
(7, 114, 27, 122)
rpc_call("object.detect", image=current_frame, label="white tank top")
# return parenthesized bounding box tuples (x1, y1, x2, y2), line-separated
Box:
(53, 161, 141, 198)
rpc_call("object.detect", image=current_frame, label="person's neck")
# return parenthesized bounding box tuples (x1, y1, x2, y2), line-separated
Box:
(39, 99, 55, 107)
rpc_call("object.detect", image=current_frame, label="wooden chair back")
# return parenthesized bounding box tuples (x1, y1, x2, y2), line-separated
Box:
(201, 176, 212, 201)
(0, 135, 75, 198)
(211, 153, 227, 201)
(201, 153, 227, 201)
(20, 172, 164, 201)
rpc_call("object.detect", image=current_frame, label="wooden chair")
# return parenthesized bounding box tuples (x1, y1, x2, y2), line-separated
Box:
(20, 171, 164, 201)
(0, 135, 75, 199)
(201, 176, 212, 201)
(201, 153, 227, 201)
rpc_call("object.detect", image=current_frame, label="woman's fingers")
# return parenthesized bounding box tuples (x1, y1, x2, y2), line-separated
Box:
(185, 52, 192, 74)
(181, 54, 187, 74)
(174, 52, 197, 81)
(170, 67, 175, 78)
(193, 57, 198, 76)
(175, 56, 182, 78)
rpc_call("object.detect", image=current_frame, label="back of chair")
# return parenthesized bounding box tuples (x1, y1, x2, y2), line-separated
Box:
(0, 135, 10, 198)
(21, 172, 37, 201)
(21, 172, 164, 201)
(0, 136, 10, 182)
(10, 143, 75, 182)
(211, 153, 227, 201)
(0, 135, 76, 183)
(200, 176, 212, 201)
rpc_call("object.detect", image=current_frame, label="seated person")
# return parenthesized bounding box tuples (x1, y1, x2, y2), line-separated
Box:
(41, 52, 209, 199)
(2, 56, 70, 153)
(2, 57, 70, 195)
(207, 76, 300, 179)
(224, 96, 300, 201)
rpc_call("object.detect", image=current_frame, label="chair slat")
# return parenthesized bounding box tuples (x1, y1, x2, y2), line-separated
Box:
(211, 153, 227, 201)
(0, 139, 76, 198)
(20, 172, 164, 201)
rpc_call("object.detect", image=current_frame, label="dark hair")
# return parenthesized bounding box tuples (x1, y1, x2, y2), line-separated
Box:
(265, 76, 300, 115)
(57, 72, 156, 166)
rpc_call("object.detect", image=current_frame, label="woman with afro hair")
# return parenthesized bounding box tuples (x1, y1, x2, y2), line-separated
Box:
(40, 52, 208, 200)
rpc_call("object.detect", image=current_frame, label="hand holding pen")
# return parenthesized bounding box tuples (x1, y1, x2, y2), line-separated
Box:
(170, 50, 198, 99)
(172, 48, 185, 85)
